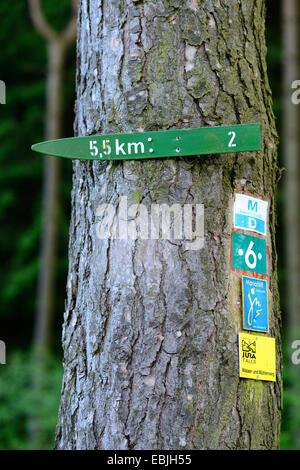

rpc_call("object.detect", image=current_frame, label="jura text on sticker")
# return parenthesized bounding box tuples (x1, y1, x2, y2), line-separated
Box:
(239, 333, 276, 382)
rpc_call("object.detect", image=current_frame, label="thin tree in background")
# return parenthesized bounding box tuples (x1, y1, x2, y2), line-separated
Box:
(28, 0, 77, 448)
(29, 0, 77, 355)
(56, 0, 282, 449)
(282, 0, 300, 448)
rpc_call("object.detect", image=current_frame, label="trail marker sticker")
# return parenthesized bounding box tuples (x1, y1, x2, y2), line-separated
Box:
(31, 123, 261, 161)
(242, 276, 268, 332)
(234, 194, 268, 236)
(232, 232, 267, 275)
(239, 332, 276, 382)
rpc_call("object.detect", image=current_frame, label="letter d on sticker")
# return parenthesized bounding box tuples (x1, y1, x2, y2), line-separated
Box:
(249, 217, 257, 229)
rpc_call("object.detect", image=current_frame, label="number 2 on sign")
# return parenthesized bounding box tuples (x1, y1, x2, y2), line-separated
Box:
(228, 131, 237, 148)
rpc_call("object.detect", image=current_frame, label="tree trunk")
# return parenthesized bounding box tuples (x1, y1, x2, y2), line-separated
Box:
(55, 0, 282, 450)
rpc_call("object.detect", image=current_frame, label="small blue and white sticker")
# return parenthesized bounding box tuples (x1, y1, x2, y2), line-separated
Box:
(234, 194, 268, 236)
(242, 276, 269, 332)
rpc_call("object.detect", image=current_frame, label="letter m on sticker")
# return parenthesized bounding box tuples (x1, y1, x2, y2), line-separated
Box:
(248, 200, 258, 213)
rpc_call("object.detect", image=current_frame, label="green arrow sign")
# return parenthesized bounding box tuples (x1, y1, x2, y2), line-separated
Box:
(31, 123, 261, 161)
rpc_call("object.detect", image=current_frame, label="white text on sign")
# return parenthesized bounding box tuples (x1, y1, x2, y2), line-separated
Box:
(89, 139, 147, 159)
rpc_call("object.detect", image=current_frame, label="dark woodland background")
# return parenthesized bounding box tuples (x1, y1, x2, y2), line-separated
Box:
(0, 0, 298, 449)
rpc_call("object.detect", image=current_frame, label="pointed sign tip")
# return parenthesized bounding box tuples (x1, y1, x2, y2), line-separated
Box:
(31, 142, 47, 154)
(31, 143, 39, 152)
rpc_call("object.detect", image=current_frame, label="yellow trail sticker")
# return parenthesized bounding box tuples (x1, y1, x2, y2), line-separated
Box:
(239, 332, 276, 382)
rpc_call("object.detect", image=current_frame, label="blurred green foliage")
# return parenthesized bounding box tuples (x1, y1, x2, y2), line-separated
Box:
(0, 350, 62, 450)
(0, 0, 298, 451)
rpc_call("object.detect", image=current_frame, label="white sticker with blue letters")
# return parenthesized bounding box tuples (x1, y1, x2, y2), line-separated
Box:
(234, 194, 268, 236)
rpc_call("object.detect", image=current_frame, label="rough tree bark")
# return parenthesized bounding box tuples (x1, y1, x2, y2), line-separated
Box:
(55, 0, 282, 450)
